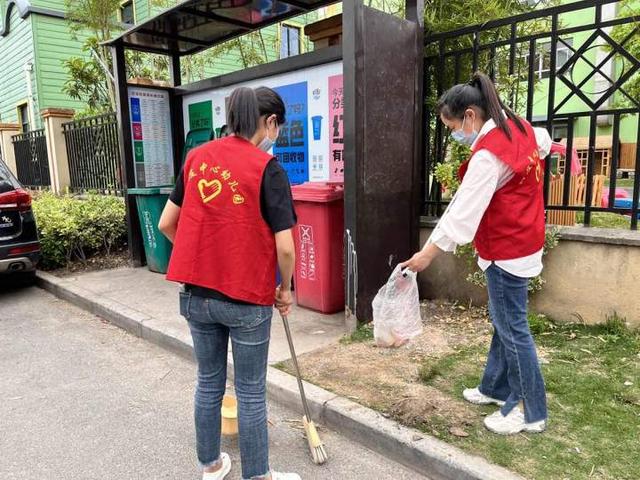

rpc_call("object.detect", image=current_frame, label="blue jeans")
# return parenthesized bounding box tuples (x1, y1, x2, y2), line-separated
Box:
(180, 292, 273, 479)
(479, 264, 548, 423)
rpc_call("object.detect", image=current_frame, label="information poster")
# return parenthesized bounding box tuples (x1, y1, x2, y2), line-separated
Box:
(129, 88, 174, 187)
(306, 74, 330, 181)
(188, 100, 213, 130)
(328, 75, 344, 182)
(182, 61, 342, 184)
(274, 82, 309, 185)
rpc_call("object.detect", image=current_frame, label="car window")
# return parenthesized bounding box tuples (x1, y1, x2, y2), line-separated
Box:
(0, 161, 18, 193)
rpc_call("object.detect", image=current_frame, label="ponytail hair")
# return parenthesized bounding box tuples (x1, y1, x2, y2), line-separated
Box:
(227, 86, 286, 140)
(437, 72, 526, 140)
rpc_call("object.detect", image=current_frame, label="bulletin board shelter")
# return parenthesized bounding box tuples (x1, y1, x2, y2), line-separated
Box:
(107, 0, 426, 324)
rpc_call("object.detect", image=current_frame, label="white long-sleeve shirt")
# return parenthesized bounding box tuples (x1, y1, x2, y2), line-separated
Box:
(429, 119, 552, 278)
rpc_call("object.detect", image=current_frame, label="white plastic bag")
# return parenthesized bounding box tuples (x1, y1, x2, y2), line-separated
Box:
(372, 265, 423, 348)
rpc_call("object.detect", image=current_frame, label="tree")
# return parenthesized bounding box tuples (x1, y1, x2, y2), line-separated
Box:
(63, 39, 113, 116)
(63, 0, 123, 113)
(609, 0, 640, 107)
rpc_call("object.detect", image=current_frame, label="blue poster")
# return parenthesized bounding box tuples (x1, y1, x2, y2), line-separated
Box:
(274, 82, 309, 185)
(130, 97, 141, 122)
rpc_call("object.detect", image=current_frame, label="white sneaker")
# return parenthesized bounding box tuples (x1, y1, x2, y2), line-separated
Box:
(463, 387, 506, 407)
(202, 453, 231, 480)
(483, 408, 546, 435)
(271, 472, 302, 480)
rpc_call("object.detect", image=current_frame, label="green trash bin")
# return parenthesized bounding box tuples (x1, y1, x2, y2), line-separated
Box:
(128, 187, 174, 274)
(182, 128, 215, 165)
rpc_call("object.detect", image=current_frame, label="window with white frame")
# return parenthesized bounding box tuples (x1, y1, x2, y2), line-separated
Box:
(525, 38, 574, 79)
(18, 104, 30, 133)
(280, 24, 301, 59)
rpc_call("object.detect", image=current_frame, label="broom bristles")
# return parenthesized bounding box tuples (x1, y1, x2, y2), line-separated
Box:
(304, 415, 328, 465)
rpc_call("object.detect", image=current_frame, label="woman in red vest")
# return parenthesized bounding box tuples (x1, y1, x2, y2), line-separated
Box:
(402, 72, 551, 436)
(159, 87, 300, 480)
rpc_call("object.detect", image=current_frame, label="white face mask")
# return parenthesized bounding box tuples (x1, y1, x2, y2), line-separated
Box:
(258, 117, 279, 152)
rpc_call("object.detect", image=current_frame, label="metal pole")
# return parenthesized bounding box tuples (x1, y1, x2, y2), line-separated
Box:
(342, 0, 364, 324)
(111, 42, 145, 266)
(170, 54, 185, 178)
(406, 0, 424, 253)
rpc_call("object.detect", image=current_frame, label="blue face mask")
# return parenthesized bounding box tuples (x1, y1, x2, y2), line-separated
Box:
(258, 119, 279, 152)
(451, 117, 478, 145)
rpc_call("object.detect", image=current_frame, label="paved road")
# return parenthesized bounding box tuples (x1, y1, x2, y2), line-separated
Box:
(0, 287, 427, 480)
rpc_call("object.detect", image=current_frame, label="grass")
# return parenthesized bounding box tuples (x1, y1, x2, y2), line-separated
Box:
(415, 313, 640, 480)
(340, 322, 374, 345)
(605, 178, 635, 189)
(576, 212, 631, 229)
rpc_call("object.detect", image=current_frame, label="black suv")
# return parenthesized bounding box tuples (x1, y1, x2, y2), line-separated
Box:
(0, 160, 40, 282)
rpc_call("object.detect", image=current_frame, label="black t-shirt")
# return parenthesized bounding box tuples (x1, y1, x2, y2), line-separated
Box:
(170, 158, 297, 304)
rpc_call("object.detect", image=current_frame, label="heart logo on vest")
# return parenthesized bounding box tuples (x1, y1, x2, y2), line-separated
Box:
(198, 179, 223, 203)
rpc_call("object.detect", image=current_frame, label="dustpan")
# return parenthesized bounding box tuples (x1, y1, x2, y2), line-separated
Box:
(221, 394, 238, 436)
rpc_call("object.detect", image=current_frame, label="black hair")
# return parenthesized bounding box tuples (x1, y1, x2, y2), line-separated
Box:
(226, 86, 286, 139)
(436, 72, 526, 140)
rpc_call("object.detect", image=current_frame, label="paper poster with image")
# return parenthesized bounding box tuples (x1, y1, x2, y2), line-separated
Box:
(128, 87, 174, 187)
(181, 61, 342, 183)
(188, 101, 213, 130)
(328, 74, 344, 182)
(274, 82, 309, 185)
(306, 75, 331, 181)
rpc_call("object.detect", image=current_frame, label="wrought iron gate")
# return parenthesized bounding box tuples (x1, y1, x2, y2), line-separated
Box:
(422, 0, 640, 229)
(12, 129, 51, 188)
(63, 113, 123, 195)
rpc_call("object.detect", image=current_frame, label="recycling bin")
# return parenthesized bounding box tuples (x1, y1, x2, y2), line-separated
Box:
(614, 198, 640, 218)
(291, 182, 344, 313)
(128, 187, 173, 273)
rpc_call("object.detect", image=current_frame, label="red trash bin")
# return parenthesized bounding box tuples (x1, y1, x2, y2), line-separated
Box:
(291, 182, 344, 314)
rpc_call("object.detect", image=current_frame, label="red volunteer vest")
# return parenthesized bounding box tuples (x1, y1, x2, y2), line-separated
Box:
(166, 136, 277, 306)
(458, 118, 545, 261)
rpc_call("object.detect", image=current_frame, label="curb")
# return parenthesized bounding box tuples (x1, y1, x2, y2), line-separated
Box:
(37, 271, 524, 480)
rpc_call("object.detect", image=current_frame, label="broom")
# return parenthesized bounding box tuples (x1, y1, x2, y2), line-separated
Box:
(281, 314, 328, 465)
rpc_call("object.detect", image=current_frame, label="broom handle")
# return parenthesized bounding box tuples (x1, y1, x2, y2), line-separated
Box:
(281, 314, 313, 421)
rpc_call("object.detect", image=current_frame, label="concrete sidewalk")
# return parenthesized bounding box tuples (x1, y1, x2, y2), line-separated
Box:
(37, 267, 524, 480)
(52, 267, 348, 364)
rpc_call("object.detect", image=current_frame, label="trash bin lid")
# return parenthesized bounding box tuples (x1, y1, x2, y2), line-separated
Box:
(128, 187, 170, 195)
(291, 182, 344, 202)
(614, 198, 633, 209)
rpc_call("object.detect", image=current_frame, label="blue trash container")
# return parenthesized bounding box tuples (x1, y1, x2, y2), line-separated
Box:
(614, 198, 640, 218)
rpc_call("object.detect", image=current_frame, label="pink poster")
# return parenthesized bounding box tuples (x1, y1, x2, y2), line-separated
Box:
(328, 75, 344, 182)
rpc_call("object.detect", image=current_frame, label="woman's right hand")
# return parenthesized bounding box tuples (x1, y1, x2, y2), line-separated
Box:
(400, 243, 443, 273)
(275, 286, 293, 317)
(400, 250, 433, 273)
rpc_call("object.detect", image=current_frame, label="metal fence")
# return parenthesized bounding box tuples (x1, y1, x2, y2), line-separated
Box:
(63, 113, 123, 195)
(12, 129, 51, 188)
(422, 0, 640, 229)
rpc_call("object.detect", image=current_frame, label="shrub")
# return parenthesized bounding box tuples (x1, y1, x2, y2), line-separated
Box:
(32, 192, 127, 269)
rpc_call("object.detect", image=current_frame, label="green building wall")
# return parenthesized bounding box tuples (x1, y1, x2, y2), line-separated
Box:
(0, 1, 39, 127)
(32, 14, 90, 115)
(0, 0, 323, 125)
(526, 2, 637, 143)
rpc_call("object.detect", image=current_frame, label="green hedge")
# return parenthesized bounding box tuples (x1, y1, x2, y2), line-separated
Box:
(32, 193, 127, 269)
